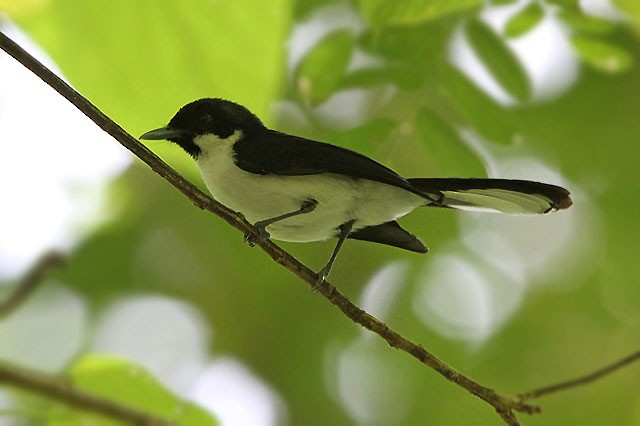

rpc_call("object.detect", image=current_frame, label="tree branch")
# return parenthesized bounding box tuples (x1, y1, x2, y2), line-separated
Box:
(519, 350, 640, 401)
(0, 252, 66, 318)
(0, 360, 171, 426)
(0, 255, 173, 425)
(0, 30, 635, 425)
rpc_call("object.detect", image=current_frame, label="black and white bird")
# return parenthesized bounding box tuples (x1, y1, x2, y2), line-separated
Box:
(140, 98, 572, 286)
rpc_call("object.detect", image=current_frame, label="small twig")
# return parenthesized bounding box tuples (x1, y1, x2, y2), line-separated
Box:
(0, 253, 167, 424)
(519, 350, 640, 401)
(0, 252, 66, 318)
(497, 408, 524, 426)
(0, 361, 171, 425)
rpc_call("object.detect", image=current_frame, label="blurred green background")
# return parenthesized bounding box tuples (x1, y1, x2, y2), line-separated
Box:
(1, 0, 639, 425)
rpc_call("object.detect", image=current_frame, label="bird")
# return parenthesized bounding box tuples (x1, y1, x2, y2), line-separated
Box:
(140, 98, 572, 287)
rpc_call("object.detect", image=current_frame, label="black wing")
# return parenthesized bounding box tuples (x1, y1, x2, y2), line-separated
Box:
(233, 130, 440, 200)
(348, 221, 428, 253)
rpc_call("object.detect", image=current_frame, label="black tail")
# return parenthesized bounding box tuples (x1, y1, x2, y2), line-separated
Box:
(408, 178, 572, 214)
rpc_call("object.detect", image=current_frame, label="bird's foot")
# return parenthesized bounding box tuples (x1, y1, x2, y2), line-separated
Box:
(311, 266, 329, 293)
(244, 223, 270, 247)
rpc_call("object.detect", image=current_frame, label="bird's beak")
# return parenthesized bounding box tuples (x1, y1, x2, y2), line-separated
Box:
(139, 127, 186, 140)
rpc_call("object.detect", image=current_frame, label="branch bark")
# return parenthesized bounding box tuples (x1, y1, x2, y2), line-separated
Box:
(519, 350, 640, 401)
(0, 252, 65, 318)
(0, 252, 170, 425)
(0, 30, 637, 426)
(0, 361, 171, 426)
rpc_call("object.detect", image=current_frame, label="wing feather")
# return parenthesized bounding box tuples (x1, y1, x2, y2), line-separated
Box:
(233, 130, 440, 200)
(349, 221, 428, 253)
(408, 178, 572, 214)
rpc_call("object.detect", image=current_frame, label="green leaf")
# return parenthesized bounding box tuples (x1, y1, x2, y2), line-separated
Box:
(340, 67, 425, 90)
(557, 9, 617, 35)
(546, 0, 579, 8)
(17, 0, 291, 133)
(295, 30, 354, 106)
(49, 356, 218, 426)
(359, 22, 452, 63)
(613, 0, 640, 28)
(326, 119, 396, 156)
(571, 36, 633, 73)
(440, 65, 519, 144)
(466, 18, 532, 102)
(504, 3, 545, 38)
(358, 0, 481, 28)
(0, 0, 50, 17)
(414, 107, 486, 177)
(293, 0, 340, 18)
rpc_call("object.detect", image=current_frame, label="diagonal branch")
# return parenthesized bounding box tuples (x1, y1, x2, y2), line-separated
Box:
(2, 30, 636, 425)
(0, 28, 537, 425)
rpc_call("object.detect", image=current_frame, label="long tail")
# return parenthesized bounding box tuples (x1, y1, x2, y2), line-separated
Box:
(408, 178, 572, 214)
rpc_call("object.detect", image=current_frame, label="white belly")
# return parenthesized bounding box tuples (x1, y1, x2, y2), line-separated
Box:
(194, 133, 424, 242)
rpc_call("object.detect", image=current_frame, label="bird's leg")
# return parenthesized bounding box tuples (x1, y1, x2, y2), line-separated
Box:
(313, 219, 356, 291)
(426, 191, 445, 207)
(244, 199, 318, 246)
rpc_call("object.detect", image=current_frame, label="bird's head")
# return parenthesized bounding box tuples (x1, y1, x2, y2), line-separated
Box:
(140, 98, 264, 158)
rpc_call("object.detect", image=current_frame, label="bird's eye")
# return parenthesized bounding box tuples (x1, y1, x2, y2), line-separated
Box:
(199, 114, 214, 127)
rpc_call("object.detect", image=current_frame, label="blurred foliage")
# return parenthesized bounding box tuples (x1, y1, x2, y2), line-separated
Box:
(51, 356, 218, 426)
(571, 35, 634, 73)
(13, 0, 290, 139)
(504, 2, 545, 38)
(2, 0, 640, 425)
(0, 0, 50, 17)
(296, 30, 355, 106)
(358, 0, 481, 27)
(466, 17, 532, 101)
(615, 0, 640, 29)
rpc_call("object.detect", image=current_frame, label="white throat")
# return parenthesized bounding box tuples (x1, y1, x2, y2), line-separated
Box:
(194, 130, 243, 162)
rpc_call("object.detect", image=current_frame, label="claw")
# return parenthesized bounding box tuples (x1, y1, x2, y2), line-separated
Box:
(311, 267, 329, 292)
(243, 233, 257, 247)
(244, 224, 270, 247)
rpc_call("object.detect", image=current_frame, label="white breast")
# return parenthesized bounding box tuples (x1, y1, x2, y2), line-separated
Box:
(194, 132, 424, 242)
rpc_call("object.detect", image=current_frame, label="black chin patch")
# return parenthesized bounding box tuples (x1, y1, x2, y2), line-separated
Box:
(169, 136, 201, 158)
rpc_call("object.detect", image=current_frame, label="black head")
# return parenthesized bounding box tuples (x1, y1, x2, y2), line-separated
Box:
(140, 98, 265, 158)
